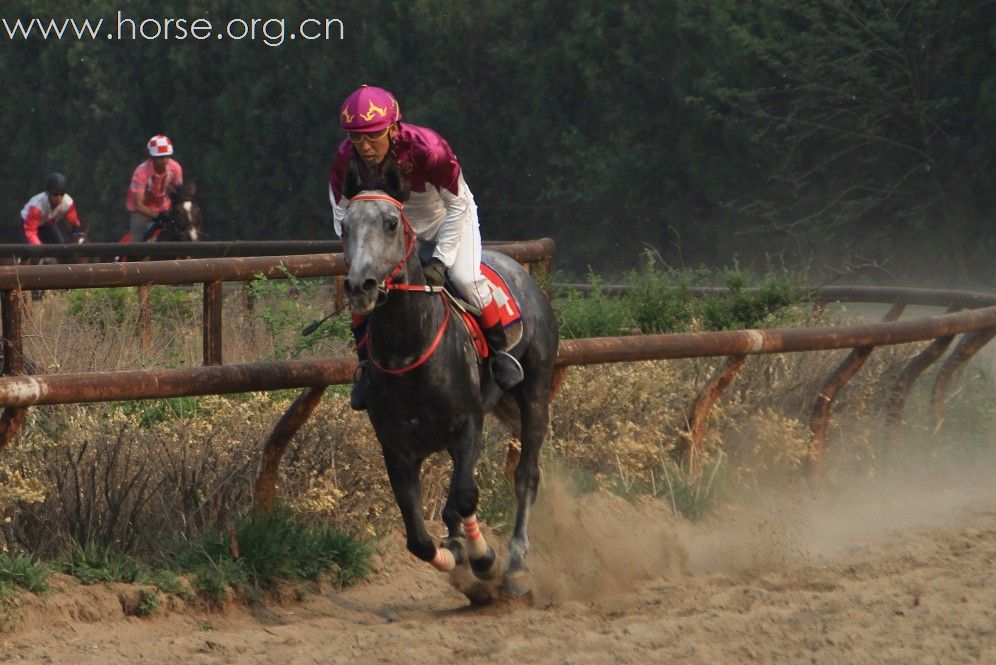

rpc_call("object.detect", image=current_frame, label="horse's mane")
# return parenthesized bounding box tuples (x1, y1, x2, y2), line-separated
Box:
(344, 158, 410, 202)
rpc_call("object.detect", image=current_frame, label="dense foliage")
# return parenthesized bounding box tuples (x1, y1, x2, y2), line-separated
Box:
(2, 1, 994, 281)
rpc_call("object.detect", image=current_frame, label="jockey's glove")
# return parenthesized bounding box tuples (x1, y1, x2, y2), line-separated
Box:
(154, 212, 171, 227)
(423, 258, 447, 287)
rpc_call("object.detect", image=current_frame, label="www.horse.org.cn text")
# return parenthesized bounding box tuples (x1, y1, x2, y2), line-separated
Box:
(1, 12, 346, 47)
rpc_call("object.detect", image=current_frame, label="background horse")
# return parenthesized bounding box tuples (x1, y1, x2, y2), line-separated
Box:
(118, 180, 203, 244)
(341, 162, 558, 600)
(156, 180, 202, 242)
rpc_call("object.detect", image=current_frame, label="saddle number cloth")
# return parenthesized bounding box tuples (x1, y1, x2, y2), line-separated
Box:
(460, 262, 522, 358)
(483, 262, 521, 327)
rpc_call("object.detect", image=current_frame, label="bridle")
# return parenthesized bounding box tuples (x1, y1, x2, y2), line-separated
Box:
(349, 193, 450, 375)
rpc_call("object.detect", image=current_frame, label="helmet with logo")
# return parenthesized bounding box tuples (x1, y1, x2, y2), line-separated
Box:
(339, 85, 401, 133)
(147, 135, 174, 157)
(44, 172, 67, 195)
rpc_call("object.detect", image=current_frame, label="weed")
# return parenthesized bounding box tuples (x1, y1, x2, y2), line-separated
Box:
(191, 563, 238, 605)
(120, 396, 203, 427)
(170, 507, 370, 599)
(555, 273, 631, 338)
(554, 252, 804, 337)
(247, 272, 351, 359)
(67, 287, 134, 329)
(0, 553, 49, 593)
(58, 541, 144, 584)
(657, 456, 727, 521)
(145, 569, 193, 600)
(136, 588, 160, 616)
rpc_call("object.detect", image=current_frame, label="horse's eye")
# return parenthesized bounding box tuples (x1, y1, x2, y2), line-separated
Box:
(386, 218, 398, 232)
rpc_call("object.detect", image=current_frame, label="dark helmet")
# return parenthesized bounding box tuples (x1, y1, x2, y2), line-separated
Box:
(44, 172, 67, 195)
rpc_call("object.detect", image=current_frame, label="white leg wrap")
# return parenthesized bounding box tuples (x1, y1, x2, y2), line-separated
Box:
(462, 515, 489, 559)
(431, 547, 456, 572)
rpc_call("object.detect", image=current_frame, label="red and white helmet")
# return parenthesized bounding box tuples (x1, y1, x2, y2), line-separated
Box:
(147, 134, 174, 157)
(339, 85, 401, 133)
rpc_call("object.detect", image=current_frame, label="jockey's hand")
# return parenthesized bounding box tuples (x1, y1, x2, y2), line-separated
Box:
(423, 258, 447, 287)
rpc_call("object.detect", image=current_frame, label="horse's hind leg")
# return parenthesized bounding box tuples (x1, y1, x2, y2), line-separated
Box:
(382, 450, 459, 572)
(503, 376, 551, 596)
(442, 417, 499, 579)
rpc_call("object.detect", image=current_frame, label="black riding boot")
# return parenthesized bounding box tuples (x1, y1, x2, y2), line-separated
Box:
(482, 323, 524, 390)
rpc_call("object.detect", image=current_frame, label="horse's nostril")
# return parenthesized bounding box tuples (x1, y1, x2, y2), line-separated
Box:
(344, 277, 378, 296)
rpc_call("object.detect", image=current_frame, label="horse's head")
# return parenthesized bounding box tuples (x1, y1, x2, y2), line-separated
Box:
(167, 180, 202, 242)
(341, 160, 412, 314)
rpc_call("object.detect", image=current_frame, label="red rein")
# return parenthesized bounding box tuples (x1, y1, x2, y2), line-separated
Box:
(350, 194, 450, 375)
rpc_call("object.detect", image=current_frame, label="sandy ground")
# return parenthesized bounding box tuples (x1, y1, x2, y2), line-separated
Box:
(1, 457, 994, 665)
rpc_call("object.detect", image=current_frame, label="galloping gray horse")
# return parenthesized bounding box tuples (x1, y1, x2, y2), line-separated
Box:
(341, 161, 558, 599)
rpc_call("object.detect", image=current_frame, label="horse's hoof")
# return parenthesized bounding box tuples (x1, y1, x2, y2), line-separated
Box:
(501, 569, 532, 597)
(470, 544, 501, 581)
(440, 538, 467, 566)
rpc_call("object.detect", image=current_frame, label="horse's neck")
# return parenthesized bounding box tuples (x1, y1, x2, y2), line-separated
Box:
(369, 255, 442, 350)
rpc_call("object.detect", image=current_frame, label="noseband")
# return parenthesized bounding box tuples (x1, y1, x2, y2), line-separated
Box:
(350, 193, 450, 375)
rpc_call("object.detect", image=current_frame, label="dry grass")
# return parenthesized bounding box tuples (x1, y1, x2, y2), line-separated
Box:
(1, 287, 991, 558)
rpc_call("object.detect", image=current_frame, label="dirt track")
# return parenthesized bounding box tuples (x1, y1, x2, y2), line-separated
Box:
(1, 460, 994, 665)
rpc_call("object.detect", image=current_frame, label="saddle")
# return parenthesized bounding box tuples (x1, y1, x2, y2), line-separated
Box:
(447, 262, 524, 359)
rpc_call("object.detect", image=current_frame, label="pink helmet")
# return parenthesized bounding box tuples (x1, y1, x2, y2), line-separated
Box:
(339, 85, 401, 133)
(147, 135, 174, 156)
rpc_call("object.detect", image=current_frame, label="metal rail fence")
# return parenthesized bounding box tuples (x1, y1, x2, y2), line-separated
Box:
(0, 239, 991, 508)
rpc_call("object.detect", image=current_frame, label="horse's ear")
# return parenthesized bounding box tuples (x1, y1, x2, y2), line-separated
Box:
(382, 159, 409, 202)
(344, 159, 363, 199)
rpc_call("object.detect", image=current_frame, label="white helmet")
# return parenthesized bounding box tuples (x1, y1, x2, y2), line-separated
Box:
(147, 134, 174, 157)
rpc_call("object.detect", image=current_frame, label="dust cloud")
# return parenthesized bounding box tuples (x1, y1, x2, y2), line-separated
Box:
(522, 438, 995, 605)
(525, 469, 689, 605)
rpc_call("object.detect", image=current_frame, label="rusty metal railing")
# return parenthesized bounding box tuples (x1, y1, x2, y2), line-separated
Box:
(0, 239, 528, 263)
(0, 240, 556, 451)
(0, 240, 341, 262)
(0, 240, 991, 500)
(553, 283, 996, 477)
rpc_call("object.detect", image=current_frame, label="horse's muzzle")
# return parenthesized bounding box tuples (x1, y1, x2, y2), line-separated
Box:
(343, 276, 381, 313)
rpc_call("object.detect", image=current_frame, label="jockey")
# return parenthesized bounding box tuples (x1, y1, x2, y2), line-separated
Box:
(126, 135, 183, 242)
(329, 85, 524, 410)
(19, 172, 85, 245)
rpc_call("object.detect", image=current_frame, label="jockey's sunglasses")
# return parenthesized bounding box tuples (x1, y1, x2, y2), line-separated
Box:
(347, 126, 392, 145)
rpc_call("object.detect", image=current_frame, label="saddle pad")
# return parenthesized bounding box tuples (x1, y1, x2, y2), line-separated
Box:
(460, 310, 491, 358)
(481, 262, 522, 328)
(455, 262, 525, 358)
(458, 313, 524, 358)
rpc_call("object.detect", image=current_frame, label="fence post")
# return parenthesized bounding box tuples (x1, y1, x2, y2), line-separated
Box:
(0, 290, 27, 449)
(138, 285, 152, 350)
(681, 354, 747, 472)
(930, 327, 996, 431)
(254, 385, 328, 514)
(203, 280, 223, 365)
(807, 301, 905, 479)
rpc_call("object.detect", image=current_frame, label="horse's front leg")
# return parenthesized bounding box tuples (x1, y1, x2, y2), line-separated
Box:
(503, 379, 550, 596)
(382, 449, 458, 572)
(442, 417, 499, 580)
